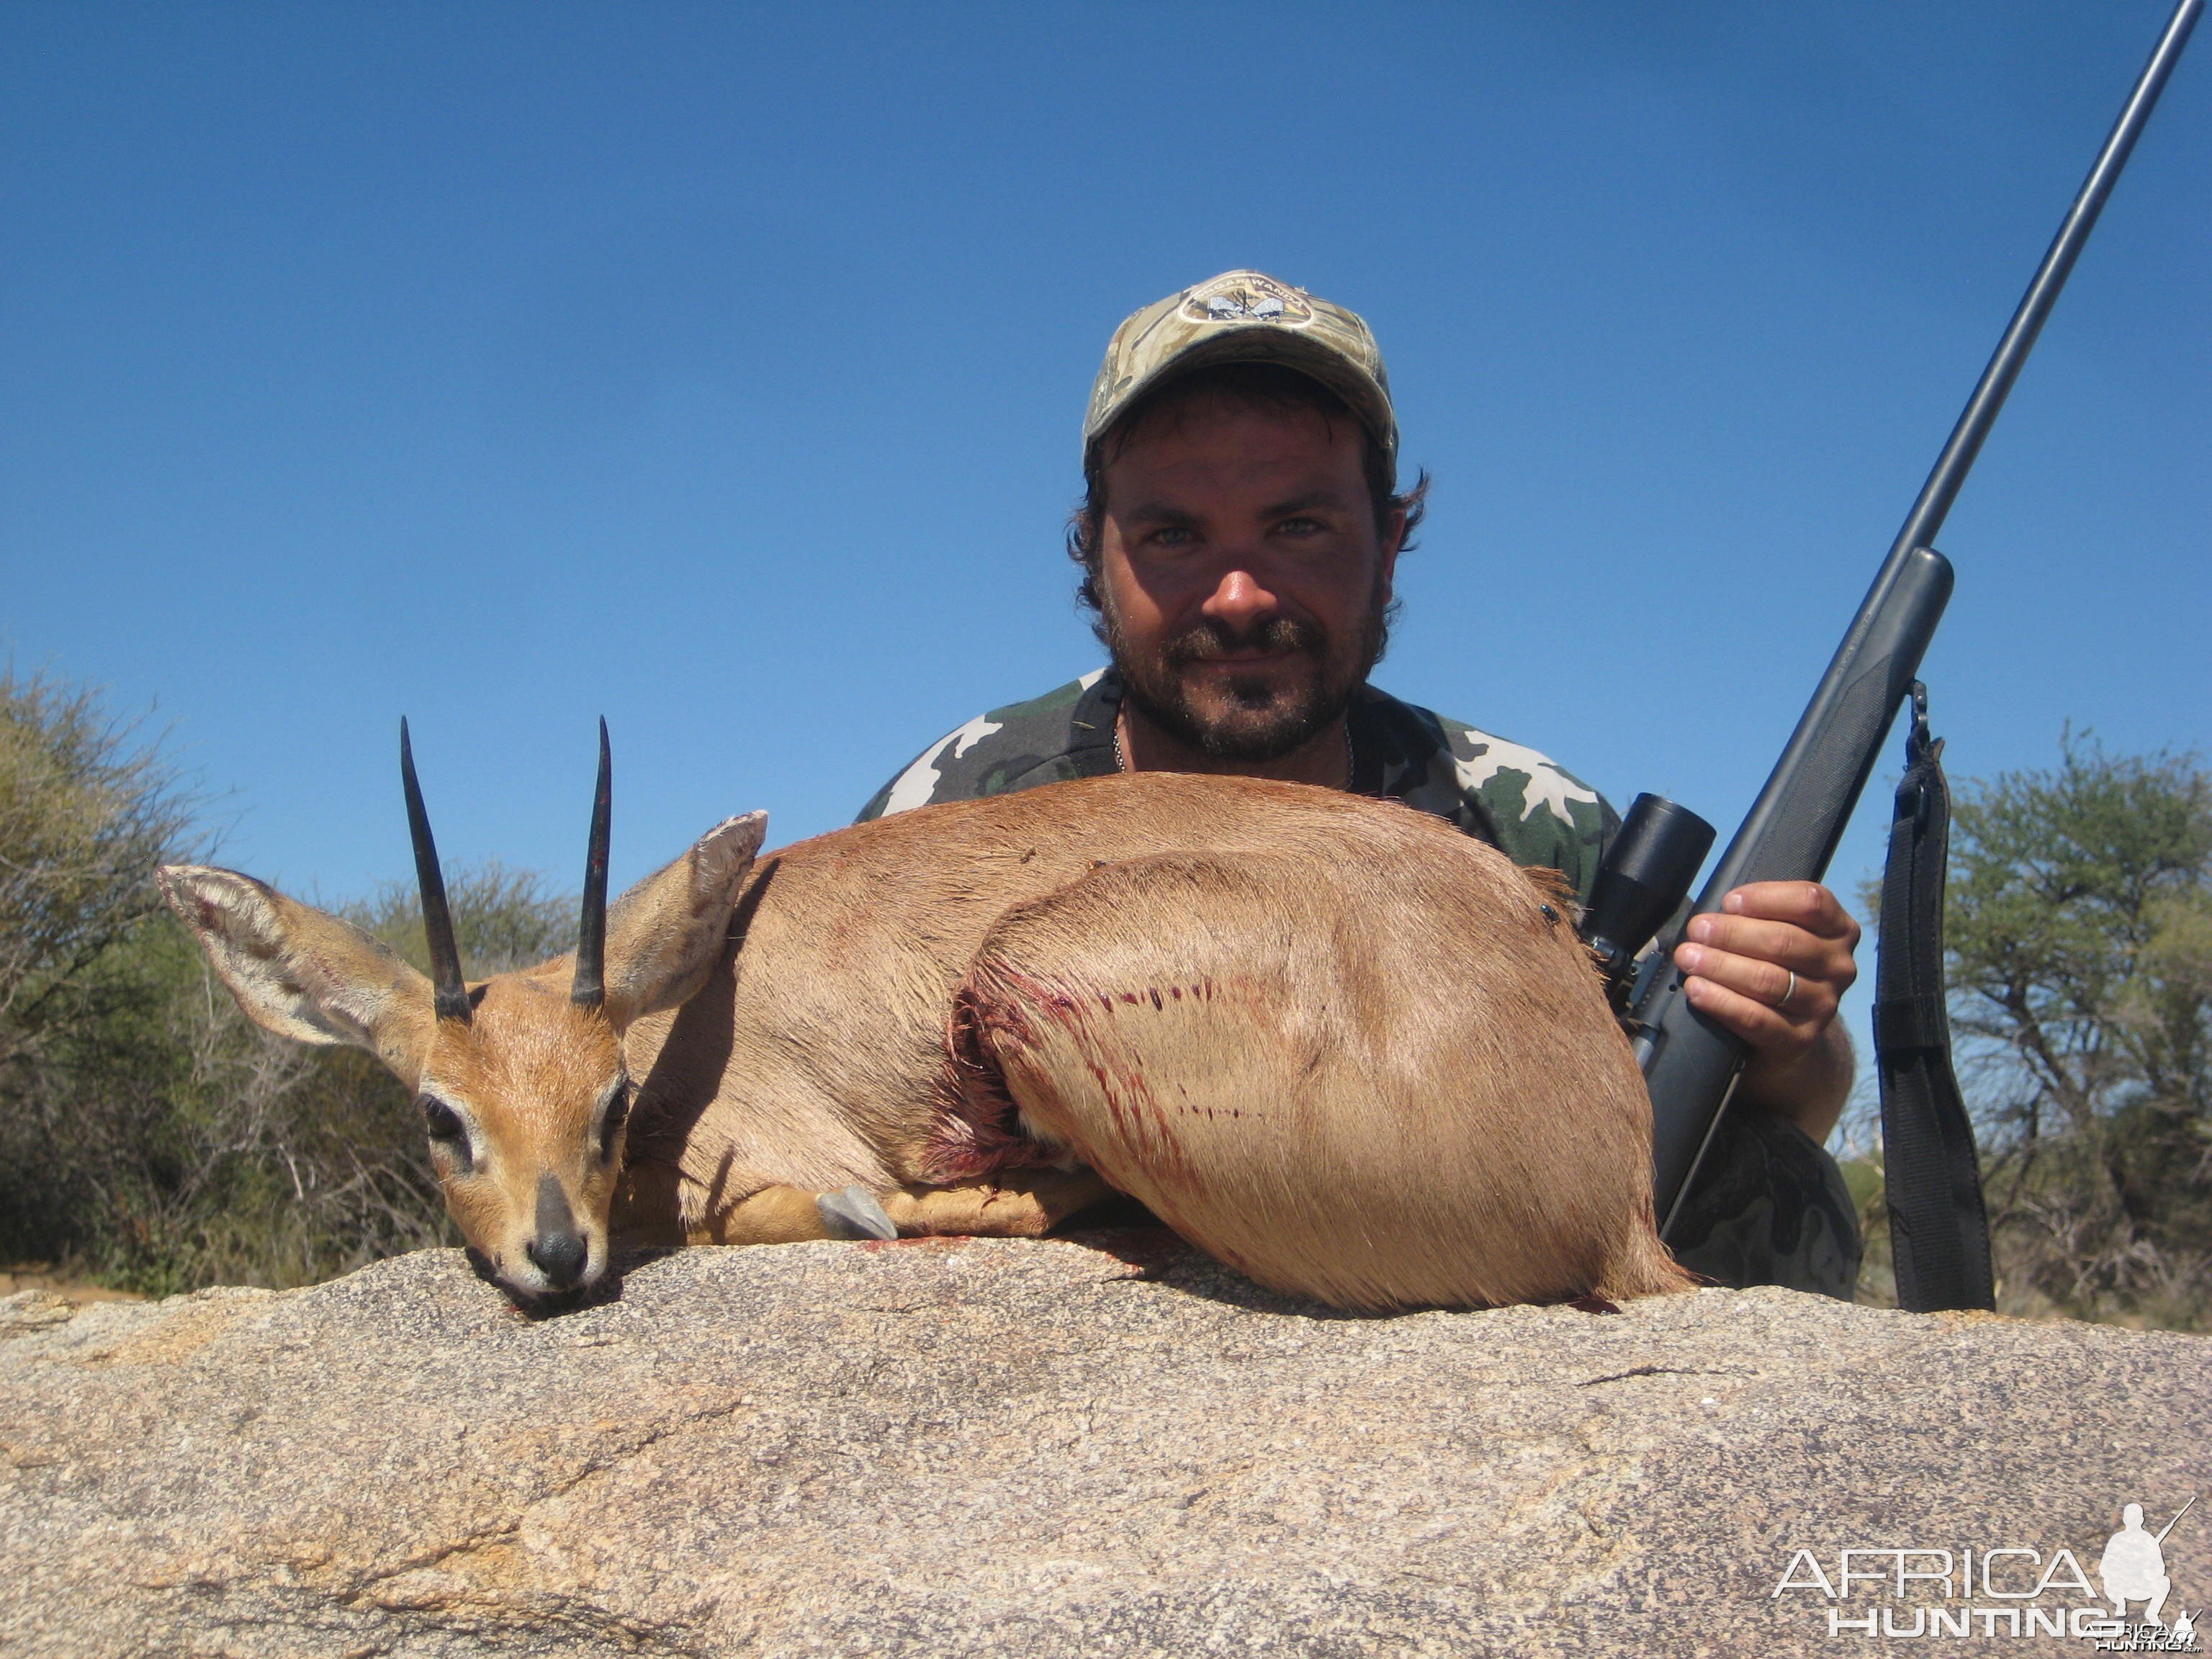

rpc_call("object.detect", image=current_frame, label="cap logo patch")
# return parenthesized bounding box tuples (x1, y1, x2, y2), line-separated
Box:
(1180, 273, 1313, 328)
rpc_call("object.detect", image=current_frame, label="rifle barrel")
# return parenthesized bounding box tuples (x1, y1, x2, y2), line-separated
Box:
(1644, 0, 2203, 1234)
(1708, 0, 2200, 914)
(1894, 0, 2202, 567)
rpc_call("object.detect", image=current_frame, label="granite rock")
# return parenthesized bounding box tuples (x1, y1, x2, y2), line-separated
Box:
(1, 1233, 2205, 1656)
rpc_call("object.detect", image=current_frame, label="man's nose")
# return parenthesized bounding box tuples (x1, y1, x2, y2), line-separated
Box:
(1200, 568, 1280, 637)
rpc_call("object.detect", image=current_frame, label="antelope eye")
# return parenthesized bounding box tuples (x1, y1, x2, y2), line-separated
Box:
(598, 1081, 634, 1163)
(419, 1096, 472, 1172)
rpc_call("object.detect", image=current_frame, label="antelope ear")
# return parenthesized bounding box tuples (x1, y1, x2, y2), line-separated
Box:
(157, 865, 436, 1084)
(601, 811, 767, 1027)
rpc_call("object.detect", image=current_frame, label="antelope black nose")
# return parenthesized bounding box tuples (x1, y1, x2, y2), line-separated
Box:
(528, 1172, 588, 1289)
(526, 1228, 587, 1287)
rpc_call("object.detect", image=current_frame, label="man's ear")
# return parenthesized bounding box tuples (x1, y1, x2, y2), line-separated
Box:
(601, 811, 767, 1027)
(157, 866, 436, 1086)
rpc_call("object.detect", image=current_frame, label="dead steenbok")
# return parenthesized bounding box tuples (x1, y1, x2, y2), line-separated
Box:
(159, 723, 1692, 1312)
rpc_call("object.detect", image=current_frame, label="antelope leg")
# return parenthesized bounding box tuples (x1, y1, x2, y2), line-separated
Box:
(645, 1172, 1117, 1249)
(878, 1167, 1118, 1238)
(688, 1184, 843, 1245)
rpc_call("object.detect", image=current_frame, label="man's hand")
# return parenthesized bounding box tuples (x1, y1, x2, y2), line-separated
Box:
(1671, 881, 1860, 1145)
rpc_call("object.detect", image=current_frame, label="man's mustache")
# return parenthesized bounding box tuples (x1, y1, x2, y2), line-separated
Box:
(1160, 615, 1326, 668)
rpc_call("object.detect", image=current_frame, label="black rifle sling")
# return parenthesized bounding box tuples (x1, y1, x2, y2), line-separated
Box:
(1874, 683, 1995, 1313)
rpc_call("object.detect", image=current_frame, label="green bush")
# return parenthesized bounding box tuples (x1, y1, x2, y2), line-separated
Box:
(0, 673, 195, 1081)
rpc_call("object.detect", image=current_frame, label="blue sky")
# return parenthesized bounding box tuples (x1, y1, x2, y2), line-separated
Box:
(6, 1, 2206, 961)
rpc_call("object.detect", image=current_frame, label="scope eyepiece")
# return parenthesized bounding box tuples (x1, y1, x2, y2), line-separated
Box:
(1580, 794, 1717, 1009)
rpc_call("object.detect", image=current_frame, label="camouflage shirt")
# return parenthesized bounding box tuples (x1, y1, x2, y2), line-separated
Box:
(860, 667, 1861, 1300)
(859, 668, 1618, 904)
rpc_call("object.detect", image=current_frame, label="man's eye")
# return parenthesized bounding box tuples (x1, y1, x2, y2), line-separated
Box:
(1274, 516, 1327, 536)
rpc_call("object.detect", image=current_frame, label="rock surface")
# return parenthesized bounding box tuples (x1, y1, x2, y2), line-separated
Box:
(1, 1233, 2206, 1657)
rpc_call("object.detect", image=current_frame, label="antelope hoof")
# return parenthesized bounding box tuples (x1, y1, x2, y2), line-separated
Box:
(817, 1186, 898, 1241)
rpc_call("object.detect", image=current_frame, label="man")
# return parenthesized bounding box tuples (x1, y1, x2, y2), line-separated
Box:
(2100, 1503, 2175, 1627)
(860, 270, 1863, 1295)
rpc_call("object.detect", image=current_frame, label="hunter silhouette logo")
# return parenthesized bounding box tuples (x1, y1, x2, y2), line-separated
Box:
(2098, 1498, 2195, 1641)
(1771, 1493, 2200, 1646)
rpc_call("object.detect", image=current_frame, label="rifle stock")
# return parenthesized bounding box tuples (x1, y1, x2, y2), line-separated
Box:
(1640, 0, 2200, 1238)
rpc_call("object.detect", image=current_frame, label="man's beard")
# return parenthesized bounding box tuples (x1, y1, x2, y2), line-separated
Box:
(1101, 584, 1390, 765)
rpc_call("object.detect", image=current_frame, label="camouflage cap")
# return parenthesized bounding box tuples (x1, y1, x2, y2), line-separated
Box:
(1083, 270, 1397, 470)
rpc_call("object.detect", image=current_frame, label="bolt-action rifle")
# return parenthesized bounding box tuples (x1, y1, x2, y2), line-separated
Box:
(1575, 0, 2201, 1249)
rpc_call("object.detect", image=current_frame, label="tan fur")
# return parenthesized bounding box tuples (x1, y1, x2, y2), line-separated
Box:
(958, 849, 1680, 1308)
(416, 972, 627, 1287)
(690, 1184, 839, 1245)
(612, 773, 1690, 1309)
(881, 1169, 1118, 1238)
(163, 771, 1694, 1310)
(158, 812, 765, 1302)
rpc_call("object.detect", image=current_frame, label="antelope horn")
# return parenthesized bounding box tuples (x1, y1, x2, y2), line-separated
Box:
(572, 718, 612, 1010)
(400, 719, 472, 1023)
